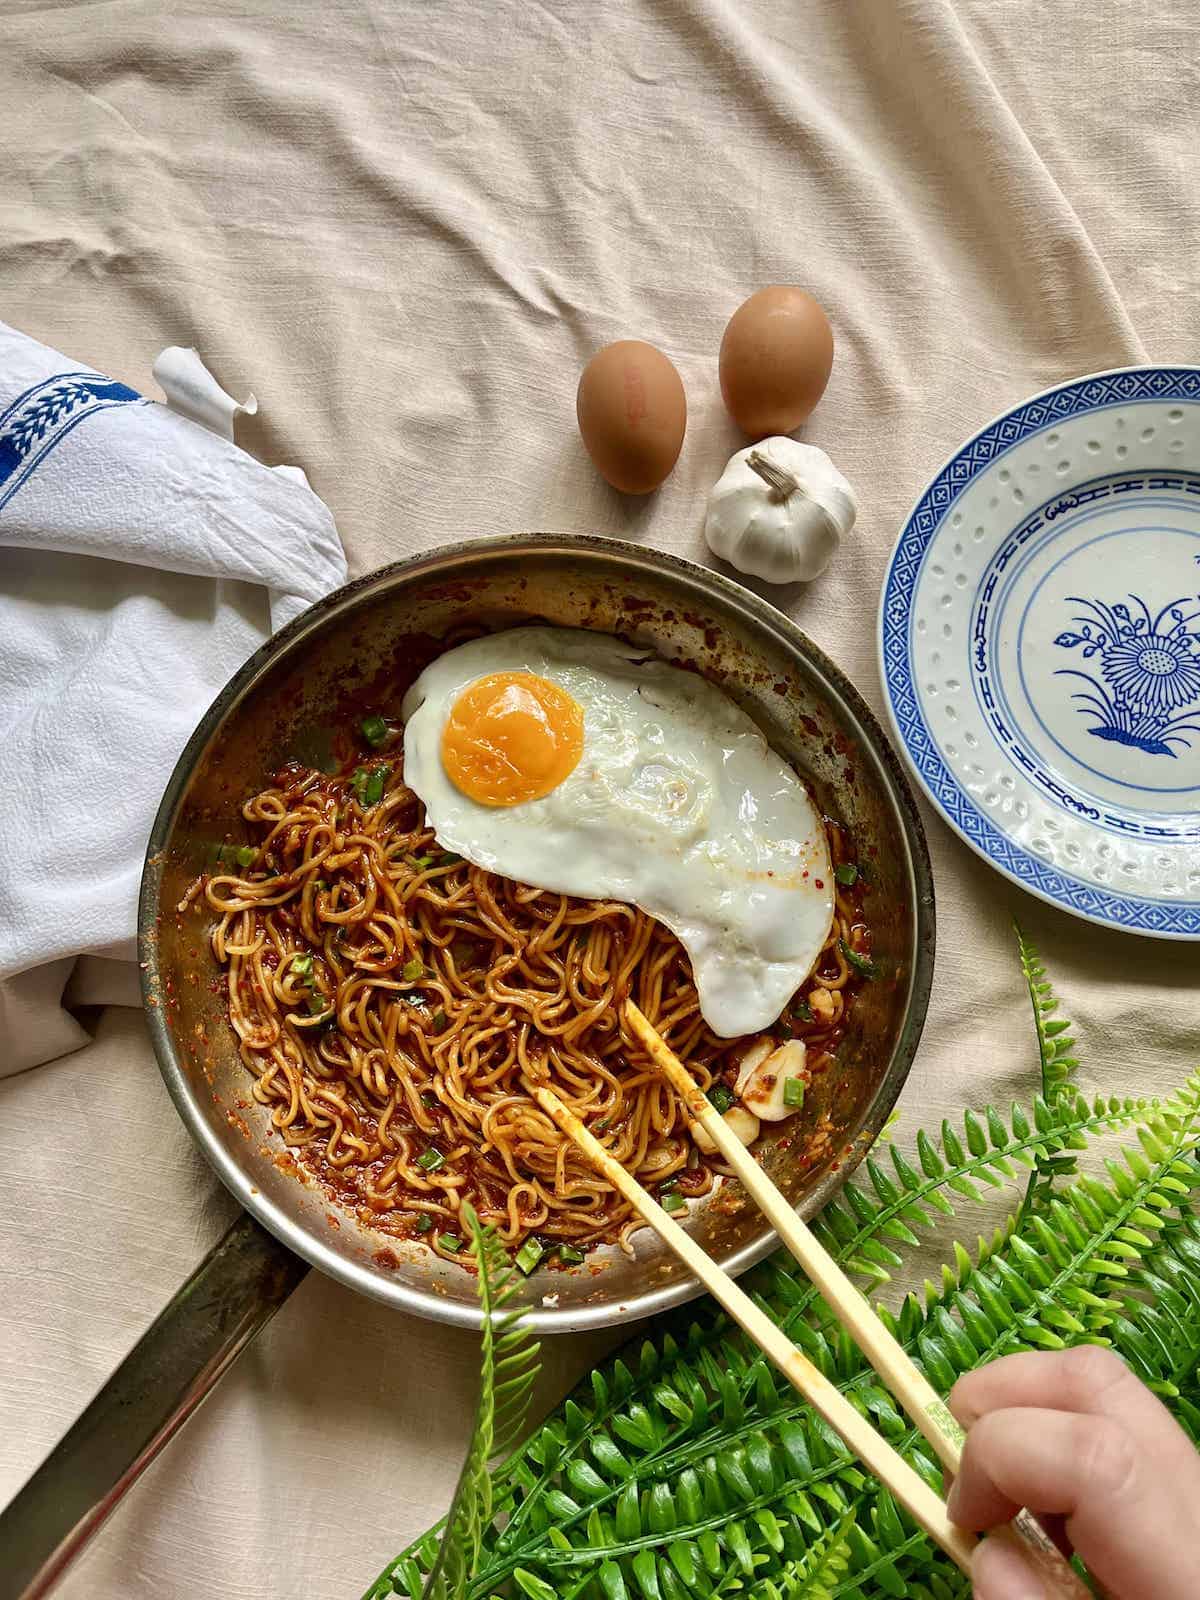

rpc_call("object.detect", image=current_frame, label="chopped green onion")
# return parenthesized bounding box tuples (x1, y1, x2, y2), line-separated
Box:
(416, 1147, 445, 1172)
(292, 953, 314, 981)
(307, 993, 330, 1017)
(432, 1010, 448, 1032)
(515, 1238, 546, 1275)
(793, 998, 814, 1022)
(351, 764, 389, 807)
(451, 940, 476, 968)
(592, 1118, 610, 1133)
(361, 713, 389, 747)
(783, 1077, 806, 1108)
(415, 1213, 434, 1234)
(437, 1233, 462, 1252)
(834, 862, 859, 887)
(440, 851, 461, 866)
(839, 938, 880, 980)
(235, 845, 257, 868)
(412, 854, 435, 870)
(420, 1090, 438, 1108)
(707, 1083, 735, 1114)
(402, 958, 424, 983)
(661, 1192, 686, 1213)
(402, 990, 427, 1007)
(557, 1244, 585, 1266)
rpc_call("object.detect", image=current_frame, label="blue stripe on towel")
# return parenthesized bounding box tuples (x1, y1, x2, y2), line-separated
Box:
(0, 370, 146, 511)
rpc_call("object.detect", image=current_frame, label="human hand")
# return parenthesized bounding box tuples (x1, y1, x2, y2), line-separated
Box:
(947, 1346, 1200, 1599)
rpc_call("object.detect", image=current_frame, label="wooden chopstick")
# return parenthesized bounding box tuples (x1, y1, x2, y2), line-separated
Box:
(532, 1081, 977, 1574)
(621, 1000, 1091, 1599)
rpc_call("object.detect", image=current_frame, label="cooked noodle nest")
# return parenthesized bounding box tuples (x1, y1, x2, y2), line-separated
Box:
(201, 757, 863, 1263)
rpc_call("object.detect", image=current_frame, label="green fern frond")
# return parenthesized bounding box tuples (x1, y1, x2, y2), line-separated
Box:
(1015, 923, 1082, 1099)
(365, 1205, 541, 1600)
(1015, 923, 1086, 1219)
(1111, 1208, 1200, 1402)
(799, 1088, 1147, 1299)
(751, 1511, 854, 1599)
(369, 969, 1200, 1600)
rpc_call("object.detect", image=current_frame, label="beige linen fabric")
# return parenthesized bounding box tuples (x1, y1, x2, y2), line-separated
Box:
(1, 2, 1197, 1595)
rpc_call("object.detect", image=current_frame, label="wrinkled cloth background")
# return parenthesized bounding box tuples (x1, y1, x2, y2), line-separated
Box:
(1, 3, 1198, 1596)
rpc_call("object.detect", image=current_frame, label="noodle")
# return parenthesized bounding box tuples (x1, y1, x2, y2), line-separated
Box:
(201, 753, 868, 1262)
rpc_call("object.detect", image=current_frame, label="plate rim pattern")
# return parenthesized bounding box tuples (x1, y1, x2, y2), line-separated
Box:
(878, 365, 1200, 939)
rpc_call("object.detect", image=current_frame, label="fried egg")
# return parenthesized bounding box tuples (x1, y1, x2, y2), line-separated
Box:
(401, 626, 834, 1037)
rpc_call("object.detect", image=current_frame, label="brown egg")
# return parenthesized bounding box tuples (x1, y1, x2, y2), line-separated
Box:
(576, 340, 687, 494)
(719, 286, 834, 438)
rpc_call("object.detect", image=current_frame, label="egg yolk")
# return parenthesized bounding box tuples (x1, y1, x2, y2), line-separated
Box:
(441, 672, 585, 807)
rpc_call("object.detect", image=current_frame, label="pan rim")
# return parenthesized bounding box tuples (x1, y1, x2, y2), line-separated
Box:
(138, 532, 935, 1333)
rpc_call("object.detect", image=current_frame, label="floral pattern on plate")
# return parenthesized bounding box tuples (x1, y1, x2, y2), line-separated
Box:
(1054, 592, 1200, 758)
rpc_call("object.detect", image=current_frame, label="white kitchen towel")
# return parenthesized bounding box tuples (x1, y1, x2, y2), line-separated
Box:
(0, 323, 347, 1076)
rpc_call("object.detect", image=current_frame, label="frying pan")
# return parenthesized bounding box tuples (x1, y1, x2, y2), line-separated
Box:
(0, 534, 934, 1597)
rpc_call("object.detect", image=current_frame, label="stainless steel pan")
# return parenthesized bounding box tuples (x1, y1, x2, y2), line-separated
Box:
(1, 533, 934, 1596)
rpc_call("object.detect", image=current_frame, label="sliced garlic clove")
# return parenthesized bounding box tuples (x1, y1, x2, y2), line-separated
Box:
(723, 1106, 761, 1146)
(740, 1039, 808, 1122)
(689, 1117, 717, 1155)
(642, 1142, 677, 1173)
(734, 1036, 775, 1096)
(809, 987, 837, 1025)
(689, 1105, 762, 1153)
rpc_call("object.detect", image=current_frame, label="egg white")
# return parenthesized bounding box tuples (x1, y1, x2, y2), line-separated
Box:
(401, 626, 834, 1037)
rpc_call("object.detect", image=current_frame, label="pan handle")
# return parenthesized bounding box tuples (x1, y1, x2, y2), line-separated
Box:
(0, 1212, 308, 1600)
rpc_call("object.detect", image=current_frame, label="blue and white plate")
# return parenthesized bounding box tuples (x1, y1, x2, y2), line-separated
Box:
(879, 367, 1200, 938)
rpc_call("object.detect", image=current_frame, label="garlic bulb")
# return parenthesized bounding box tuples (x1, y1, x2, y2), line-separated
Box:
(703, 436, 856, 584)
